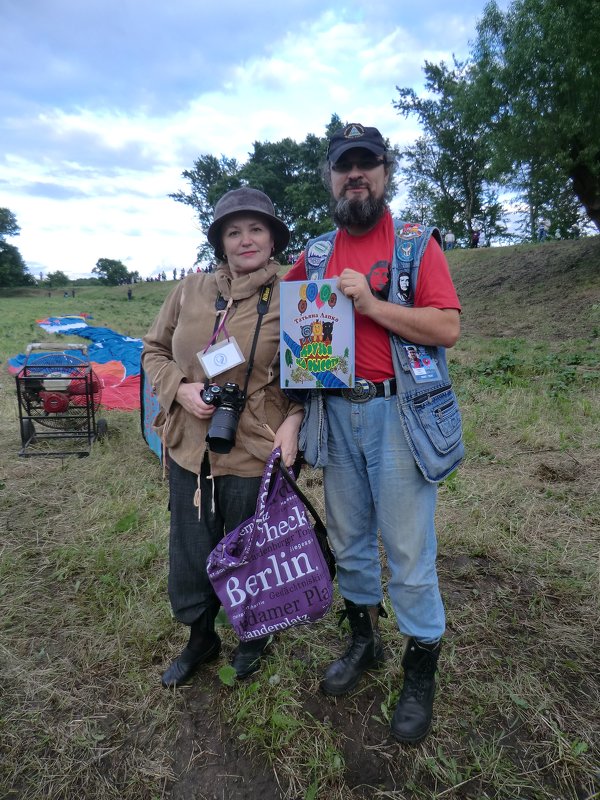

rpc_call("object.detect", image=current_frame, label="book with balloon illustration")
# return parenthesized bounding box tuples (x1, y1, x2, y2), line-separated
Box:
(280, 280, 355, 389)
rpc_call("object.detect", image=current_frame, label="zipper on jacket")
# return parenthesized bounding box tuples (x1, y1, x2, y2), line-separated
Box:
(412, 384, 451, 407)
(434, 400, 454, 417)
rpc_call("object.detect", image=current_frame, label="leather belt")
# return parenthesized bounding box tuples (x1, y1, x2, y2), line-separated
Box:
(327, 377, 397, 403)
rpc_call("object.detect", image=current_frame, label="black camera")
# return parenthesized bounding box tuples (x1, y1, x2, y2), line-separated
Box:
(201, 382, 246, 454)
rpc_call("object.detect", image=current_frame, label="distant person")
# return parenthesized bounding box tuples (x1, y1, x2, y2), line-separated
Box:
(537, 218, 550, 242)
(444, 230, 455, 251)
(470, 230, 480, 248)
(71, 289, 76, 298)
(142, 188, 303, 688)
(127, 288, 132, 301)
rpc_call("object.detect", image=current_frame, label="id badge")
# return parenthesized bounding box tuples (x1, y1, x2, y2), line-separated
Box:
(198, 337, 245, 378)
(403, 345, 442, 383)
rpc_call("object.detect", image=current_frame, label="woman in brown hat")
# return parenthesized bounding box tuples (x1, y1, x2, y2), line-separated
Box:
(142, 188, 303, 687)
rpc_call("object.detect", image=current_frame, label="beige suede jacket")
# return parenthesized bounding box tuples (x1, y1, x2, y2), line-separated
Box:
(142, 260, 302, 478)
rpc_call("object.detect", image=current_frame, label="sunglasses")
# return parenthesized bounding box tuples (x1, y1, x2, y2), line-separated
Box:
(331, 157, 384, 173)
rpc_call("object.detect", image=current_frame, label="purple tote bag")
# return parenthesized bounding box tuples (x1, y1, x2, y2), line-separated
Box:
(206, 448, 335, 642)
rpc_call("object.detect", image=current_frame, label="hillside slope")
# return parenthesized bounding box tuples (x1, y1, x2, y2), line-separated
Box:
(447, 236, 600, 341)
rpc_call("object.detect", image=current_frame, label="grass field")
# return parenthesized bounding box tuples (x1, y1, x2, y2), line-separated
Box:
(1, 238, 599, 799)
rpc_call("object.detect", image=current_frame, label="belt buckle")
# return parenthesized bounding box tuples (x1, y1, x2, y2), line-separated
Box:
(341, 378, 376, 403)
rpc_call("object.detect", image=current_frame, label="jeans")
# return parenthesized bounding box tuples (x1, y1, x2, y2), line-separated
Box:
(323, 394, 445, 642)
(168, 457, 262, 625)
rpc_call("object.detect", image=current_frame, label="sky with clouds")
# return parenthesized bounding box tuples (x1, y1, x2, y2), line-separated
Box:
(1, 0, 508, 280)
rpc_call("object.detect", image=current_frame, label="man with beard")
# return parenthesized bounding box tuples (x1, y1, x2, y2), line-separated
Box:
(285, 123, 462, 744)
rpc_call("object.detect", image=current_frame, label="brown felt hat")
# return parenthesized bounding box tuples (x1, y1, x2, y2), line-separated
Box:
(207, 187, 290, 260)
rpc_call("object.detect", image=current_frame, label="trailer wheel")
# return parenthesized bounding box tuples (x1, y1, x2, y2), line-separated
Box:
(96, 418, 108, 441)
(20, 419, 36, 445)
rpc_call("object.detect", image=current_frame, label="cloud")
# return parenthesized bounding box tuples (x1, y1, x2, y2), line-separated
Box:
(0, 0, 509, 279)
(21, 182, 90, 200)
(0, 0, 329, 114)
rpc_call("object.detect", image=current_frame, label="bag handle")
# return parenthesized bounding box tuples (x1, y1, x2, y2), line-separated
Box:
(220, 447, 281, 563)
(255, 446, 286, 516)
(277, 462, 336, 579)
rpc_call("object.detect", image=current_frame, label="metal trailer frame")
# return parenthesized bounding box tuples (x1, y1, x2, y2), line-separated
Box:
(15, 342, 107, 458)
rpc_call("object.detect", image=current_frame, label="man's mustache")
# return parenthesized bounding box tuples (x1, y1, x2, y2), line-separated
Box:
(344, 178, 369, 191)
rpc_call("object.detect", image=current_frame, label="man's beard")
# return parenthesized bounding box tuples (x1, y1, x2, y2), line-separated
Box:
(332, 187, 387, 230)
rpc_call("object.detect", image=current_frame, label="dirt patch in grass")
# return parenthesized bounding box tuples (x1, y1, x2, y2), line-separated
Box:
(168, 682, 284, 800)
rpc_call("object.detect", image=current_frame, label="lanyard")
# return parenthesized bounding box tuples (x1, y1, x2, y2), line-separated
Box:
(204, 297, 233, 352)
(209, 284, 273, 399)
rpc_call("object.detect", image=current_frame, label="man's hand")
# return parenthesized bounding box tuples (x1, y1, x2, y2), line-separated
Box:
(337, 269, 376, 315)
(337, 268, 460, 348)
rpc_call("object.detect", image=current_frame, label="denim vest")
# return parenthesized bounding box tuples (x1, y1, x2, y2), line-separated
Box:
(298, 220, 464, 483)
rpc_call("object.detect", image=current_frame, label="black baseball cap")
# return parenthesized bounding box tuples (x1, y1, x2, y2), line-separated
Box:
(327, 123, 387, 164)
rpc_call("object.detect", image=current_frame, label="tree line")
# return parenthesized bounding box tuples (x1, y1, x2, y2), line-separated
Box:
(0, 209, 141, 288)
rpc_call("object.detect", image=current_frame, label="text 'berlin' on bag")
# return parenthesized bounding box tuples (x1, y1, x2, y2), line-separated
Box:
(206, 448, 335, 642)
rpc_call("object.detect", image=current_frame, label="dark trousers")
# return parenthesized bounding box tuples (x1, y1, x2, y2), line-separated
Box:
(168, 457, 262, 625)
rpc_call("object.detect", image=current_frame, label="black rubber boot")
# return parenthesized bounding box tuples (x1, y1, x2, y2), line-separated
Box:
(231, 635, 273, 679)
(390, 638, 441, 743)
(320, 599, 386, 696)
(161, 607, 221, 688)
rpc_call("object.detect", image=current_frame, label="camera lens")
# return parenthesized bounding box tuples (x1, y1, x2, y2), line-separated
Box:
(206, 406, 240, 454)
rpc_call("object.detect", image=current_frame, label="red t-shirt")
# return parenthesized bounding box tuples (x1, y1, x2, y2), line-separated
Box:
(285, 212, 461, 382)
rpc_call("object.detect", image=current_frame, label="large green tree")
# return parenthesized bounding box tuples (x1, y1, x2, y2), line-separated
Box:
(0, 243, 34, 287)
(92, 258, 130, 285)
(45, 270, 70, 288)
(171, 115, 362, 265)
(0, 208, 34, 287)
(473, 0, 600, 231)
(0, 208, 20, 239)
(170, 154, 242, 264)
(394, 61, 504, 243)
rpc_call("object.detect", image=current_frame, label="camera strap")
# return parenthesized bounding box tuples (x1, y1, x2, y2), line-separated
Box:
(213, 283, 273, 399)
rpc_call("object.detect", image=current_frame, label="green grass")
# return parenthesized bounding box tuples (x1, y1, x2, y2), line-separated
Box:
(1, 241, 599, 799)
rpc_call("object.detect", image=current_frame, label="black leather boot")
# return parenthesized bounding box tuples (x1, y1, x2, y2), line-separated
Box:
(391, 638, 441, 743)
(231, 635, 273, 679)
(320, 599, 386, 696)
(161, 607, 221, 688)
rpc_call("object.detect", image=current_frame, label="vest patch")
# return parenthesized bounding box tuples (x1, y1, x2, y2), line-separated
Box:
(398, 222, 425, 240)
(307, 240, 333, 268)
(397, 271, 412, 303)
(397, 239, 415, 262)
